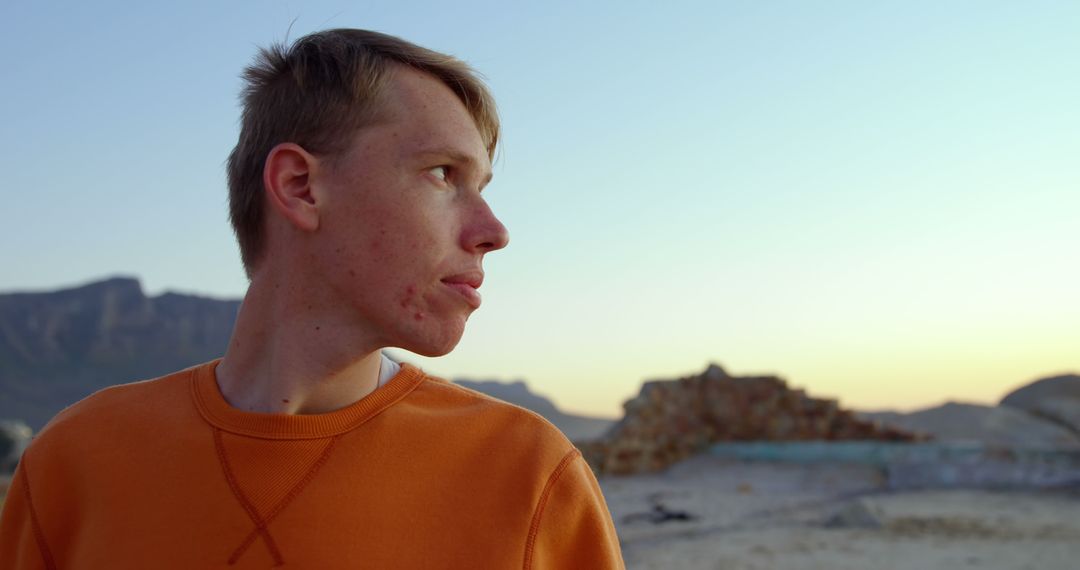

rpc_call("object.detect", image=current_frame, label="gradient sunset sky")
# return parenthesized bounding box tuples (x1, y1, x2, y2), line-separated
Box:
(3, 1, 1077, 418)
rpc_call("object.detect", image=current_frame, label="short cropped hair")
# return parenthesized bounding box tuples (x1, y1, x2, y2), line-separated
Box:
(226, 28, 500, 275)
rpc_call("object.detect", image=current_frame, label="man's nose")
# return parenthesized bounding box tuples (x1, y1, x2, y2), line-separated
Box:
(463, 200, 509, 254)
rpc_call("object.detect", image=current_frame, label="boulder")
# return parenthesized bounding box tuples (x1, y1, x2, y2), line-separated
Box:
(1000, 374, 1080, 435)
(859, 401, 1080, 446)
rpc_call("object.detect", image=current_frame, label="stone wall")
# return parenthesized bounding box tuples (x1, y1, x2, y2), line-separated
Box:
(579, 364, 920, 475)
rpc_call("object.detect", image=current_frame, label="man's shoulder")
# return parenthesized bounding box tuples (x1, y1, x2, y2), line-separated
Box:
(409, 371, 577, 460)
(28, 362, 209, 462)
(415, 372, 568, 432)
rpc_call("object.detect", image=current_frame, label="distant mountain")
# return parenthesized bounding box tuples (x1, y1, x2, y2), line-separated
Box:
(0, 278, 614, 440)
(454, 378, 615, 442)
(0, 277, 239, 429)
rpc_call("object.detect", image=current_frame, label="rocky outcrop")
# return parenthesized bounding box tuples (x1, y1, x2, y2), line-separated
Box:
(580, 364, 919, 475)
(1000, 374, 1080, 436)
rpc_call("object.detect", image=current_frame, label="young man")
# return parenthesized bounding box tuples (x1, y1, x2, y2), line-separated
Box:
(0, 29, 625, 568)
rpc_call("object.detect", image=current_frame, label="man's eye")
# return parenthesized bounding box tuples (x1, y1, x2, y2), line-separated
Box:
(428, 166, 449, 182)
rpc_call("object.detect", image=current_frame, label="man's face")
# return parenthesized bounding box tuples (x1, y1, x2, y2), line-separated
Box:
(307, 66, 508, 357)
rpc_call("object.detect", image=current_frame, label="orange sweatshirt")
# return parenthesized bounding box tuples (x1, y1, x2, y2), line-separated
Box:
(0, 361, 625, 569)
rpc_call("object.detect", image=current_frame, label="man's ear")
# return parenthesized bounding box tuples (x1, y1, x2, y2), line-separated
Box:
(263, 142, 320, 232)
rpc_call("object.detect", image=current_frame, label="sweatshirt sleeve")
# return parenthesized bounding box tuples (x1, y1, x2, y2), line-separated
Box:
(524, 449, 625, 570)
(0, 460, 54, 570)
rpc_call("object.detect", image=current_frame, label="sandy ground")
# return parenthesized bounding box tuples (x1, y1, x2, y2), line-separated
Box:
(599, 456, 1080, 570)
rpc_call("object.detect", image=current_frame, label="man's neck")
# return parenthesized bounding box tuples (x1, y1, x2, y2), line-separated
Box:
(215, 278, 384, 415)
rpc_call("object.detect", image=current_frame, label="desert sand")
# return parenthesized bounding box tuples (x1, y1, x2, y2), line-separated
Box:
(600, 455, 1080, 570)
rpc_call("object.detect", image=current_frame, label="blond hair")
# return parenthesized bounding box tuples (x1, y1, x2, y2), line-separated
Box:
(226, 29, 500, 275)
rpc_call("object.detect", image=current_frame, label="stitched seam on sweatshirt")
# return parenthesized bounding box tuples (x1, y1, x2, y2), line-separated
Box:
(17, 459, 57, 570)
(228, 435, 340, 562)
(213, 428, 284, 566)
(523, 448, 581, 570)
(212, 428, 341, 566)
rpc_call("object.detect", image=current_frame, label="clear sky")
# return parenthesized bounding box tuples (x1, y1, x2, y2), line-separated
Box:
(3, 1, 1078, 418)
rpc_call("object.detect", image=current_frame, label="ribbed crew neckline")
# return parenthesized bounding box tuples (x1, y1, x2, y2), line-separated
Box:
(190, 359, 426, 439)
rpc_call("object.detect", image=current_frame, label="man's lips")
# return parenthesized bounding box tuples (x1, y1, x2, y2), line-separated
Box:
(441, 272, 484, 308)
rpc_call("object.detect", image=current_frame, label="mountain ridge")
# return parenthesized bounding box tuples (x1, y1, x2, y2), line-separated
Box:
(0, 277, 240, 429)
(0, 278, 613, 440)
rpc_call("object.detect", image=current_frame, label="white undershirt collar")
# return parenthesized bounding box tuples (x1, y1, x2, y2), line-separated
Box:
(377, 351, 401, 388)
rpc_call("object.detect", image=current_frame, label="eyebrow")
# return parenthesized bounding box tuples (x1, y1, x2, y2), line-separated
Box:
(415, 147, 494, 187)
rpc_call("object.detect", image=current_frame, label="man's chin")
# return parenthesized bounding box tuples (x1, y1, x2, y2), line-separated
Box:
(398, 333, 464, 358)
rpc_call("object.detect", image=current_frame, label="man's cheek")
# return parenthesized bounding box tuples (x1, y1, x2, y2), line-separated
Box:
(398, 284, 418, 310)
